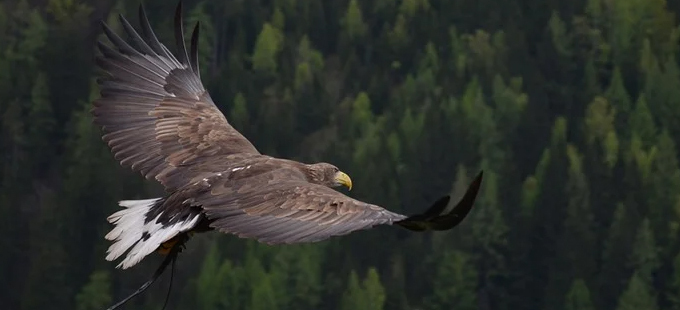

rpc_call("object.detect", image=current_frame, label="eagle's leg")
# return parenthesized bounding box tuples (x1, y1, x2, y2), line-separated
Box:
(157, 231, 195, 255)
(107, 232, 191, 310)
(157, 240, 176, 255)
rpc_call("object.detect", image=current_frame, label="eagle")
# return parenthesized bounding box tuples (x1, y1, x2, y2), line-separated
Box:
(93, 2, 483, 309)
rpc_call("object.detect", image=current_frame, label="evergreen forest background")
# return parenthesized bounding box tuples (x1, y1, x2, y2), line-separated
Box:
(2, 0, 680, 309)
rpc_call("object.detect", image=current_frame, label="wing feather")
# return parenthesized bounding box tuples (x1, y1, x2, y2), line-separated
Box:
(189, 22, 200, 76)
(173, 2, 191, 71)
(198, 170, 407, 245)
(93, 3, 259, 191)
(118, 15, 158, 57)
(138, 6, 173, 61)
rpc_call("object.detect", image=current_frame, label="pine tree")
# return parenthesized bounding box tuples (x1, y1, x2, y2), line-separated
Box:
(548, 11, 571, 58)
(667, 252, 680, 310)
(250, 276, 280, 310)
(341, 0, 367, 41)
(22, 188, 72, 310)
(615, 272, 658, 310)
(187, 1, 216, 78)
(582, 95, 620, 239)
(195, 243, 241, 310)
(424, 250, 478, 310)
(462, 167, 509, 309)
(547, 145, 597, 307)
(268, 245, 324, 309)
(628, 218, 658, 284)
(584, 96, 618, 169)
(230, 92, 250, 132)
(630, 94, 656, 148)
(252, 23, 284, 74)
(59, 91, 124, 297)
(565, 279, 595, 310)
(341, 270, 365, 310)
(75, 270, 112, 310)
(599, 203, 638, 309)
(583, 58, 600, 100)
(657, 57, 680, 140)
(523, 117, 570, 309)
(363, 267, 386, 310)
(605, 67, 632, 134)
(26, 72, 54, 175)
(647, 130, 680, 248)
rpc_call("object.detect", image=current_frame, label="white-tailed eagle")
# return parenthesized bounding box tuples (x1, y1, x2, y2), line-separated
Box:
(92, 2, 483, 309)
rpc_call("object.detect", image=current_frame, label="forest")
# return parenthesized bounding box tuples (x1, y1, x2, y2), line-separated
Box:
(2, 0, 680, 309)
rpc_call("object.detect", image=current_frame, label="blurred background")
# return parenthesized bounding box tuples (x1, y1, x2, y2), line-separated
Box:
(1, 0, 679, 309)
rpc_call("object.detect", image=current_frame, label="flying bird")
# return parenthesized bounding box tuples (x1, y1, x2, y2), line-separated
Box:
(93, 2, 483, 309)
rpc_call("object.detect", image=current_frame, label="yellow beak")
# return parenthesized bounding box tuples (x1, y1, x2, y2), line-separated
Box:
(335, 171, 353, 191)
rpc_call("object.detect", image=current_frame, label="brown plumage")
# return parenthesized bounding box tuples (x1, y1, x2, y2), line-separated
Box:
(93, 4, 483, 304)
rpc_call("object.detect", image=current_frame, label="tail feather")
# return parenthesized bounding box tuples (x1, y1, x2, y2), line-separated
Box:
(105, 198, 199, 269)
(105, 198, 158, 241)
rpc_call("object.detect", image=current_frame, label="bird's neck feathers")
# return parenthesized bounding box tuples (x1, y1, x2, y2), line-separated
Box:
(301, 163, 327, 185)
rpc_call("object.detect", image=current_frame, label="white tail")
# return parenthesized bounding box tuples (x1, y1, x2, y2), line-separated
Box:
(105, 198, 200, 269)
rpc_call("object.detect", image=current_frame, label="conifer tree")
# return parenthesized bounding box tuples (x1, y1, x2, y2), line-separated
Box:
(424, 250, 477, 310)
(75, 271, 112, 310)
(565, 279, 595, 310)
(615, 273, 658, 310)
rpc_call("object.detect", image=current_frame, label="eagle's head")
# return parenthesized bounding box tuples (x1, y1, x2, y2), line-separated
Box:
(305, 162, 352, 190)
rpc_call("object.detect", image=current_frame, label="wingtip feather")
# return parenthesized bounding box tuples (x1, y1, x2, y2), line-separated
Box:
(395, 170, 484, 232)
(173, 0, 191, 69)
(190, 21, 201, 76)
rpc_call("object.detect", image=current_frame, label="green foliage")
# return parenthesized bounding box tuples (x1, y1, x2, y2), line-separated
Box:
(491, 75, 527, 133)
(5, 1, 680, 310)
(599, 202, 637, 307)
(584, 96, 619, 168)
(10, 3, 47, 66)
(616, 272, 658, 310)
(647, 131, 680, 247)
(230, 92, 250, 131)
(425, 250, 477, 310)
(363, 268, 386, 310)
(341, 0, 367, 41)
(252, 23, 284, 74)
(399, 0, 430, 17)
(565, 279, 595, 310)
(605, 67, 632, 132)
(629, 218, 658, 283)
(548, 11, 571, 57)
(667, 252, 680, 309)
(294, 36, 324, 91)
(351, 92, 374, 135)
(630, 94, 656, 147)
(284, 246, 324, 309)
(250, 276, 280, 310)
(195, 244, 241, 310)
(341, 271, 364, 310)
(186, 2, 216, 78)
(75, 271, 111, 310)
(46, 0, 92, 24)
(465, 168, 509, 283)
(562, 145, 596, 278)
(341, 268, 386, 310)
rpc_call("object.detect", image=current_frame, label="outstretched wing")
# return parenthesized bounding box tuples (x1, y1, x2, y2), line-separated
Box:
(191, 168, 483, 245)
(92, 3, 258, 191)
(198, 169, 407, 244)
